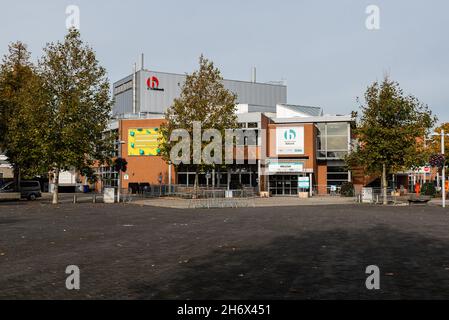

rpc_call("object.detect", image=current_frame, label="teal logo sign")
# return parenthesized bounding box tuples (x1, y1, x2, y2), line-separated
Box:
(284, 129, 297, 140)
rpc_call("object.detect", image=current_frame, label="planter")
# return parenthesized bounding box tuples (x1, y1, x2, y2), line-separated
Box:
(298, 192, 309, 199)
(260, 191, 270, 198)
(103, 188, 115, 203)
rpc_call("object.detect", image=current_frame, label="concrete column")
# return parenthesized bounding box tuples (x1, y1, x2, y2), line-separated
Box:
(309, 173, 313, 197)
(168, 162, 172, 194)
(437, 172, 440, 189)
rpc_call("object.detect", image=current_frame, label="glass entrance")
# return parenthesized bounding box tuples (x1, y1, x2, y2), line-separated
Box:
(269, 175, 299, 196)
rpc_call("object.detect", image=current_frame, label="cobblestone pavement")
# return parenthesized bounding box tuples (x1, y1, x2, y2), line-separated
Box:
(1, 201, 449, 299)
(138, 196, 357, 208)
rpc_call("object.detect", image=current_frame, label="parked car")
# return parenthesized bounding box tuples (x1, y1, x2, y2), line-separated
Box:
(0, 181, 42, 200)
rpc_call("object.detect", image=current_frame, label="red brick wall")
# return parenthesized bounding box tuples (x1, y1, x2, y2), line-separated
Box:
(119, 119, 175, 189)
(266, 123, 316, 172)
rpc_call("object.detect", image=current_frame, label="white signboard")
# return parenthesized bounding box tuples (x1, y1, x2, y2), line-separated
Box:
(416, 166, 431, 174)
(58, 170, 76, 184)
(298, 177, 310, 189)
(104, 188, 116, 204)
(276, 127, 305, 155)
(362, 187, 374, 203)
(267, 161, 304, 173)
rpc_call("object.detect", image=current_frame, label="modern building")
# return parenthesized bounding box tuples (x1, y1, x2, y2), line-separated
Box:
(102, 66, 354, 196)
(113, 68, 287, 117)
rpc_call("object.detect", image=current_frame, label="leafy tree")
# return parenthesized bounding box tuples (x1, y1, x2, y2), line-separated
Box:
(346, 76, 436, 204)
(340, 181, 355, 197)
(160, 55, 238, 189)
(421, 182, 436, 197)
(0, 42, 49, 188)
(39, 29, 113, 204)
(113, 157, 128, 173)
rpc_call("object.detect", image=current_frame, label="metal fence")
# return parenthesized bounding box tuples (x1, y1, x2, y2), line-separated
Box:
(311, 185, 343, 196)
(354, 187, 431, 205)
(118, 185, 258, 204)
(42, 192, 104, 204)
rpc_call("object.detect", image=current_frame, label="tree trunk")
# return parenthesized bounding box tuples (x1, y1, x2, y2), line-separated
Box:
(52, 167, 60, 205)
(13, 166, 21, 192)
(194, 169, 199, 198)
(382, 163, 388, 205)
(13, 167, 21, 192)
(17, 168, 21, 193)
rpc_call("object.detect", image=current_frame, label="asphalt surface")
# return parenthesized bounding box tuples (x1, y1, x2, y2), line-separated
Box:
(1, 201, 449, 299)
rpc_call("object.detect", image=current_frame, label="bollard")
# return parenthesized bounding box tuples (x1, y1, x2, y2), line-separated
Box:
(93, 194, 96, 203)
(73, 194, 77, 204)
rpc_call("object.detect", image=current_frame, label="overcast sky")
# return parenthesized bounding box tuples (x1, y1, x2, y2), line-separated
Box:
(1, 0, 448, 122)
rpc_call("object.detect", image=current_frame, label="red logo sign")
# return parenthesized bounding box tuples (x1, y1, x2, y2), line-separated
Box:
(147, 76, 164, 91)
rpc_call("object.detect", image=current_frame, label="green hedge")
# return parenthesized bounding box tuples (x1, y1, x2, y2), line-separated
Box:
(421, 182, 436, 197)
(340, 182, 355, 197)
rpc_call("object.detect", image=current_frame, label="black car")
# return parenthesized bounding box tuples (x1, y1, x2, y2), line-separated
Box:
(0, 181, 42, 200)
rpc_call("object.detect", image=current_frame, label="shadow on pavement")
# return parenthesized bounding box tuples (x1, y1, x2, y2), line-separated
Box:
(130, 225, 449, 300)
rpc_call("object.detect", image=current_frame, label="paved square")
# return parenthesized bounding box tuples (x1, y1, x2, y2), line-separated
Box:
(1, 202, 449, 299)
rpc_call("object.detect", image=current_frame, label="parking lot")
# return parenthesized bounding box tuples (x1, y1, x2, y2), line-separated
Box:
(1, 201, 449, 299)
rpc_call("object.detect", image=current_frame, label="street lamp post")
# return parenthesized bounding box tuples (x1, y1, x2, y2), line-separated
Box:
(442, 129, 446, 208)
(116, 140, 125, 203)
(426, 131, 447, 208)
(429, 130, 447, 208)
(168, 160, 172, 196)
(158, 173, 163, 197)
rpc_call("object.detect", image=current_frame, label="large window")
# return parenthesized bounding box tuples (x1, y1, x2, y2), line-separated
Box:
(316, 122, 349, 159)
(327, 163, 349, 186)
(100, 167, 119, 188)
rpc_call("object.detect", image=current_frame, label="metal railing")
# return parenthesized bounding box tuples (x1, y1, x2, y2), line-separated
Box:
(117, 185, 258, 203)
(354, 187, 429, 205)
(43, 192, 104, 204)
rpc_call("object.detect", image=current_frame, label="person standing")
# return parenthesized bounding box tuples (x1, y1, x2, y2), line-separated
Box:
(415, 183, 421, 195)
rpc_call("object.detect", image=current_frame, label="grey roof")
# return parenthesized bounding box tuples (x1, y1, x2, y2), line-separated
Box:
(279, 104, 323, 117)
(273, 114, 353, 124)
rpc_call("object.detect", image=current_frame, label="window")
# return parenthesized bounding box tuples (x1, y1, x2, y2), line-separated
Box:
(236, 130, 258, 146)
(247, 122, 258, 128)
(327, 163, 349, 186)
(327, 136, 347, 151)
(316, 122, 349, 159)
(2, 182, 14, 191)
(100, 166, 119, 188)
(327, 123, 347, 136)
(20, 181, 39, 188)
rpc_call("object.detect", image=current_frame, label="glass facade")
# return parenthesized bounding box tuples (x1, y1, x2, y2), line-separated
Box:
(316, 122, 349, 159)
(327, 162, 349, 187)
(176, 164, 258, 188)
(100, 166, 119, 188)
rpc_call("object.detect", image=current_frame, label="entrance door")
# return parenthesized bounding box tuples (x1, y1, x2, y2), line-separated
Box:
(269, 175, 299, 196)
